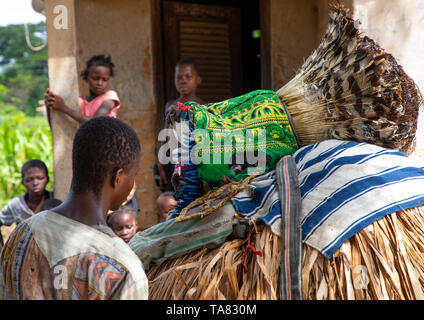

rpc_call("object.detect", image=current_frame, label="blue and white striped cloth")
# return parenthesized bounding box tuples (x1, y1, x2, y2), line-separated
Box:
(231, 170, 282, 233)
(232, 140, 424, 259)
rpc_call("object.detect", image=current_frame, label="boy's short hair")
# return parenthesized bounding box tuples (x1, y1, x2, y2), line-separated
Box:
(176, 57, 200, 75)
(21, 159, 49, 182)
(107, 206, 137, 227)
(157, 191, 175, 201)
(71, 117, 140, 198)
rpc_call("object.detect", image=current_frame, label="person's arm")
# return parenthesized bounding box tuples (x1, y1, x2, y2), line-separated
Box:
(92, 99, 115, 117)
(156, 101, 175, 189)
(44, 88, 89, 124)
(44, 88, 115, 124)
(157, 163, 169, 190)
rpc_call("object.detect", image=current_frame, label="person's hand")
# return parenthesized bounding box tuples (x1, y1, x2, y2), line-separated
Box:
(44, 88, 55, 108)
(44, 88, 66, 112)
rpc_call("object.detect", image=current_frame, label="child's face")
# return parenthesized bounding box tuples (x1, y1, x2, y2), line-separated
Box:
(87, 65, 111, 96)
(174, 64, 201, 96)
(22, 167, 48, 196)
(157, 196, 178, 223)
(110, 212, 137, 243)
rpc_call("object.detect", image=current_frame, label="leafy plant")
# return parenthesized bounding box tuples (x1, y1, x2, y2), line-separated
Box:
(0, 112, 53, 208)
(0, 22, 48, 116)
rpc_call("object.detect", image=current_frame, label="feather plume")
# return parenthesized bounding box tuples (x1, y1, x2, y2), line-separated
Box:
(277, 4, 424, 155)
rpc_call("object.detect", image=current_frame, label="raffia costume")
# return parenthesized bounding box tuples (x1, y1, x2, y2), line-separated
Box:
(141, 5, 424, 300)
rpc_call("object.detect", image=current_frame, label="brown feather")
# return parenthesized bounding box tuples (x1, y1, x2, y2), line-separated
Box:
(277, 4, 424, 155)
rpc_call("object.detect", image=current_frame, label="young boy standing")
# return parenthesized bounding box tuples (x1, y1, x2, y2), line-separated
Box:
(0, 117, 148, 300)
(165, 57, 205, 113)
(0, 159, 54, 250)
(157, 58, 205, 192)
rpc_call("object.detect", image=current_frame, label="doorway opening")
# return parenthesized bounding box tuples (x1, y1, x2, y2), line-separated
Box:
(160, 0, 261, 111)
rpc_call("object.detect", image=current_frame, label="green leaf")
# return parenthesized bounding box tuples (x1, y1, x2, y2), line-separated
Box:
(0, 113, 53, 206)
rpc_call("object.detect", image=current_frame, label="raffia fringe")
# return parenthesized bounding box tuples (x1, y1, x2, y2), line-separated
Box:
(147, 205, 424, 300)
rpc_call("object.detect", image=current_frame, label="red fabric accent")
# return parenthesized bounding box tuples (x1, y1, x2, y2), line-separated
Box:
(175, 102, 192, 112)
(173, 163, 188, 178)
(241, 231, 263, 273)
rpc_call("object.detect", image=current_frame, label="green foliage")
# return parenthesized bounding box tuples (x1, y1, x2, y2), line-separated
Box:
(0, 22, 52, 209)
(0, 112, 53, 209)
(0, 23, 47, 68)
(0, 22, 48, 116)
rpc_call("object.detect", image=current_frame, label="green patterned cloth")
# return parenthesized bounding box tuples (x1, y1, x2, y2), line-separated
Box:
(185, 90, 299, 183)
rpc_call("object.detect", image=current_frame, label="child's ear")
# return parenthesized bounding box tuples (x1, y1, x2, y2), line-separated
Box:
(197, 76, 202, 85)
(112, 168, 125, 188)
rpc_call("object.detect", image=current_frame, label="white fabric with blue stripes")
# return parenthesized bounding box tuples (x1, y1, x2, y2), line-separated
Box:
(231, 170, 281, 232)
(233, 139, 424, 259)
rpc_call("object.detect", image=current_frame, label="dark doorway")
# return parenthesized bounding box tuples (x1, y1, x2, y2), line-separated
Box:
(160, 0, 261, 116)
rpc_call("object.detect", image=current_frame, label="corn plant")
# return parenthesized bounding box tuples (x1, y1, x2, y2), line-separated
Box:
(0, 113, 53, 208)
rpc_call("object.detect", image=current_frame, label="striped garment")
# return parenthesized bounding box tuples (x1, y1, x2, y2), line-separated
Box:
(231, 171, 281, 232)
(232, 140, 424, 259)
(275, 156, 302, 300)
(297, 140, 424, 258)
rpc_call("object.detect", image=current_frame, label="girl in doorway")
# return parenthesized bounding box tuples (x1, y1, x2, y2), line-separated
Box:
(44, 54, 120, 124)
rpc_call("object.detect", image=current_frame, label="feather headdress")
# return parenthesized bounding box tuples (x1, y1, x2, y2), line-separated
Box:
(277, 5, 423, 154)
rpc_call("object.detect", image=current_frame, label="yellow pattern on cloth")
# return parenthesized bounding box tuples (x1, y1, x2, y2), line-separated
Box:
(187, 90, 299, 183)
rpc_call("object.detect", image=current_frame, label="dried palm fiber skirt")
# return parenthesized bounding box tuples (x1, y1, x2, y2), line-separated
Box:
(145, 140, 424, 299)
(147, 206, 424, 300)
